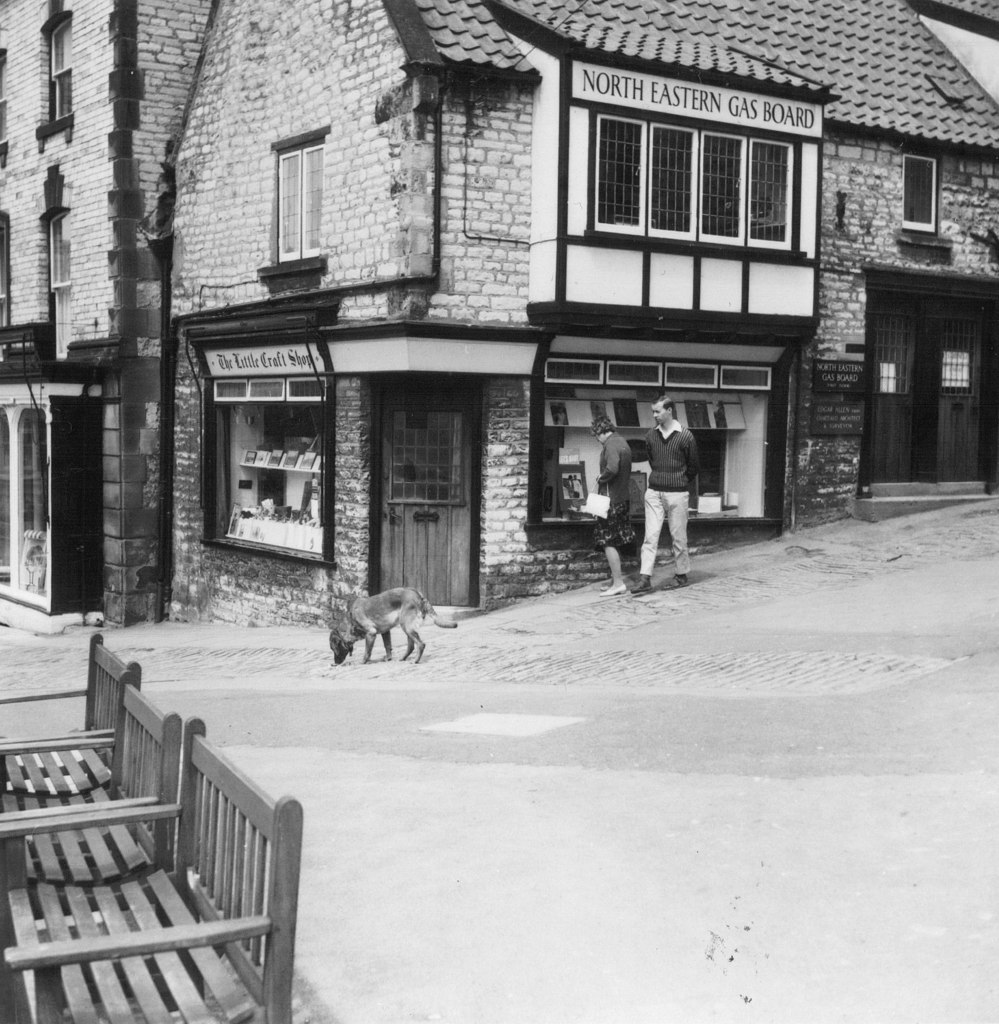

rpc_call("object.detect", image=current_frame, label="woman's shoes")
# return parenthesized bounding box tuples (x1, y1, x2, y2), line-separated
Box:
(600, 583, 628, 597)
(599, 580, 615, 592)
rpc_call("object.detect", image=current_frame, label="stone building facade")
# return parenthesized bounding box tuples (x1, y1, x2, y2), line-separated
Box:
(167, 0, 999, 628)
(0, 0, 214, 631)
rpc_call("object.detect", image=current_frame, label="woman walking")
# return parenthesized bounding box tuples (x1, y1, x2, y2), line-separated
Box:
(591, 415, 635, 597)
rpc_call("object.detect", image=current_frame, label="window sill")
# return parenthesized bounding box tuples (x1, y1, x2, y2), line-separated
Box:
(202, 536, 335, 568)
(258, 255, 327, 293)
(36, 114, 74, 149)
(580, 230, 805, 260)
(895, 230, 951, 252)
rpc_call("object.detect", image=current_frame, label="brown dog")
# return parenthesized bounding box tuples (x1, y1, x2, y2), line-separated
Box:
(329, 587, 458, 665)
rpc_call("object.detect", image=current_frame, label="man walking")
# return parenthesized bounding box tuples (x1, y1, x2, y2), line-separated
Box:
(631, 394, 699, 595)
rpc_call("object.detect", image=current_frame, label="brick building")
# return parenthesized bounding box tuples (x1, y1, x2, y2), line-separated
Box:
(0, 0, 214, 631)
(167, 0, 999, 627)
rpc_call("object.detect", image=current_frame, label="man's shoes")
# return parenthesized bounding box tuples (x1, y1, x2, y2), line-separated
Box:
(601, 583, 628, 597)
(630, 576, 653, 595)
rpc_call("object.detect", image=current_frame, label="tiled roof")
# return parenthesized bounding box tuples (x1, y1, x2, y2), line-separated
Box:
(409, 0, 999, 149)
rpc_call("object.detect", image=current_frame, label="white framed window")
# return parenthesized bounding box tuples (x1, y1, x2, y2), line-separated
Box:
(544, 358, 603, 384)
(51, 20, 72, 120)
(720, 365, 771, 390)
(50, 212, 71, 357)
(903, 154, 936, 232)
(0, 55, 8, 143)
(665, 363, 719, 389)
(593, 115, 792, 250)
(605, 360, 662, 386)
(595, 115, 646, 233)
(278, 143, 324, 261)
(700, 133, 745, 243)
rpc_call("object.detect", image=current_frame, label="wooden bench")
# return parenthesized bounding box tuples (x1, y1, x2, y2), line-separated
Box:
(2, 719, 304, 1024)
(0, 634, 141, 799)
(2, 685, 183, 886)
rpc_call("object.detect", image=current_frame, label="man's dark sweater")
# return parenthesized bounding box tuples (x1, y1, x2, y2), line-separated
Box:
(644, 423, 699, 492)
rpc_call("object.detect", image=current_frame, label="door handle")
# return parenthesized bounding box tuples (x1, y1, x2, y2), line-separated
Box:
(413, 510, 440, 523)
(387, 508, 401, 525)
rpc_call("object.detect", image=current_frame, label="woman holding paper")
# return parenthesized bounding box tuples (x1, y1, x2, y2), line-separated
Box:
(590, 415, 634, 597)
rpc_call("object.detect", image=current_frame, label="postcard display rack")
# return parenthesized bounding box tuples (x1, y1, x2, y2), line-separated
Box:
(542, 392, 762, 520)
(226, 443, 323, 553)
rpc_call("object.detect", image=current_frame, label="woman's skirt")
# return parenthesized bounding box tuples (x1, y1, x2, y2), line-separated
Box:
(593, 500, 635, 552)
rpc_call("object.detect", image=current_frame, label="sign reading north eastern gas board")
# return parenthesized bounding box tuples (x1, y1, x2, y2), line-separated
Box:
(813, 359, 866, 393)
(811, 399, 865, 436)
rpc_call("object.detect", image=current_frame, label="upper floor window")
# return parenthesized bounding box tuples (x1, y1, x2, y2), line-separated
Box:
(903, 155, 936, 232)
(51, 20, 72, 120)
(49, 212, 71, 356)
(277, 140, 324, 262)
(0, 54, 8, 143)
(595, 115, 792, 249)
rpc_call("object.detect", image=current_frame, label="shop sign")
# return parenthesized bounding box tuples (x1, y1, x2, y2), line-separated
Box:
(813, 359, 866, 393)
(810, 398, 865, 435)
(572, 61, 823, 137)
(204, 344, 317, 377)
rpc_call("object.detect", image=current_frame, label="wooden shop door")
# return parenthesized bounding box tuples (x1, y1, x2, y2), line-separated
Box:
(869, 300, 984, 483)
(379, 386, 476, 606)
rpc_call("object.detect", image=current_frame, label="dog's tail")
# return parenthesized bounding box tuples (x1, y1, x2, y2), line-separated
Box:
(419, 592, 459, 629)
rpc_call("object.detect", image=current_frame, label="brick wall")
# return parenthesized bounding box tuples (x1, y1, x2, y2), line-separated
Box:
(790, 131, 999, 525)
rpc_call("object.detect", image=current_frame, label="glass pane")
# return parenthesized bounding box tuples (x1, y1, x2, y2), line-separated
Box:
(18, 411, 48, 595)
(650, 127, 693, 233)
(873, 314, 912, 394)
(280, 152, 301, 257)
(904, 156, 934, 226)
(304, 147, 324, 252)
(701, 135, 743, 238)
(749, 141, 789, 242)
(390, 410, 462, 503)
(220, 402, 323, 553)
(53, 23, 72, 73)
(0, 416, 9, 584)
(51, 216, 71, 285)
(597, 118, 643, 227)
(939, 319, 977, 395)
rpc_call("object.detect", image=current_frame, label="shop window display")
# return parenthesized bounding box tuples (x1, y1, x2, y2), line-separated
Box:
(216, 398, 324, 554)
(542, 361, 770, 521)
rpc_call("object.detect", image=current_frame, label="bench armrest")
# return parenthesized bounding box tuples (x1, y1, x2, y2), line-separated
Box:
(0, 688, 87, 707)
(5, 916, 272, 971)
(0, 730, 115, 756)
(0, 801, 180, 840)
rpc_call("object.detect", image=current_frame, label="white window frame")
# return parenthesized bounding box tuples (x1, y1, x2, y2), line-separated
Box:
(902, 154, 937, 232)
(594, 114, 647, 235)
(664, 362, 719, 389)
(0, 215, 8, 326)
(51, 20, 72, 120)
(747, 139, 793, 251)
(699, 132, 746, 245)
(278, 143, 324, 262)
(544, 358, 603, 384)
(605, 360, 663, 386)
(647, 125, 698, 241)
(0, 54, 7, 143)
(50, 212, 71, 357)
(719, 365, 772, 391)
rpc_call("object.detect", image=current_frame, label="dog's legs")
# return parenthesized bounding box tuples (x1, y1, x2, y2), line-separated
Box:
(401, 627, 425, 663)
(363, 633, 377, 664)
(381, 632, 393, 661)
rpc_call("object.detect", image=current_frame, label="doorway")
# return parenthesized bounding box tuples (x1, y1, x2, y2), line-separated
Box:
(376, 380, 480, 606)
(867, 296, 987, 484)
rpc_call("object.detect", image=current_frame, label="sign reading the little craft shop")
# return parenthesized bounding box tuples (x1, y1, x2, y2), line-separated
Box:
(204, 344, 317, 377)
(810, 398, 865, 435)
(572, 61, 823, 137)
(813, 359, 866, 393)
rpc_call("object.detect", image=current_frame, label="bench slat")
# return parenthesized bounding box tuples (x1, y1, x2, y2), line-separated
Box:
(63, 886, 136, 1022)
(90, 887, 177, 1024)
(32, 884, 102, 1024)
(124, 876, 245, 1024)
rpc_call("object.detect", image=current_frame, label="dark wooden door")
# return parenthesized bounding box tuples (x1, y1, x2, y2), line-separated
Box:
(379, 387, 475, 606)
(868, 300, 984, 484)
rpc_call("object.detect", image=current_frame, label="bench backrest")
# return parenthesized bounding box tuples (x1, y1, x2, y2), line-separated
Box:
(109, 686, 183, 870)
(85, 634, 142, 733)
(175, 720, 304, 1019)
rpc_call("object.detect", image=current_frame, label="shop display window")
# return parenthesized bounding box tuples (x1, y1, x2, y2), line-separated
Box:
(214, 381, 325, 555)
(0, 416, 9, 585)
(542, 360, 770, 522)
